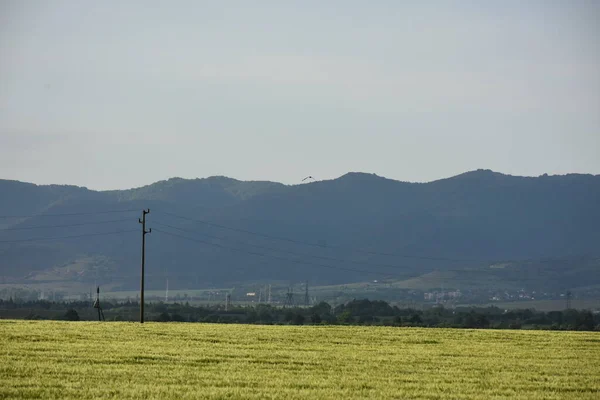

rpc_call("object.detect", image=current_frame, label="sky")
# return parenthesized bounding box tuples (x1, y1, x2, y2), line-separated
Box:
(0, 1, 599, 190)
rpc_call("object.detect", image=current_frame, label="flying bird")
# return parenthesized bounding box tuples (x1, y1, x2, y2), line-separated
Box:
(302, 176, 315, 182)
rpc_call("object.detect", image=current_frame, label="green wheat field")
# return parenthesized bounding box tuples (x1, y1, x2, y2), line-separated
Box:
(1, 321, 599, 399)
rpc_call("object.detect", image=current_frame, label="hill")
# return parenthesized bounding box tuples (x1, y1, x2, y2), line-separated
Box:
(1, 170, 599, 294)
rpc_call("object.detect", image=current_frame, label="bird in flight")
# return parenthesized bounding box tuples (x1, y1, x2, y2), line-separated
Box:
(302, 176, 315, 182)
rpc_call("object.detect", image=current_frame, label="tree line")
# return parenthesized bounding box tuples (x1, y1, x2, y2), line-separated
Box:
(0, 298, 598, 331)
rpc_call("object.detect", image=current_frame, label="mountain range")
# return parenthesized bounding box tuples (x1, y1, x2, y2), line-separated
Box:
(1, 169, 599, 294)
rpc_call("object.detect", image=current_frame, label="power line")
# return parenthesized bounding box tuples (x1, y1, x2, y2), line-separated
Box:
(156, 211, 583, 266)
(152, 227, 405, 278)
(0, 218, 132, 231)
(152, 220, 414, 272)
(0, 229, 138, 244)
(0, 208, 140, 219)
(154, 210, 489, 263)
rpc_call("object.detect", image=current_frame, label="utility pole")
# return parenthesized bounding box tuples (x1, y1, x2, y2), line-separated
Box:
(139, 209, 151, 323)
(93, 286, 105, 321)
(566, 291, 572, 310)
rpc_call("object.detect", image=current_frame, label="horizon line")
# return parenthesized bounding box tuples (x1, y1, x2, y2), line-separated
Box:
(1, 169, 599, 192)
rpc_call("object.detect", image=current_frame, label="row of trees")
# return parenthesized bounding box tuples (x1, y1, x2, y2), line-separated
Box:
(1, 298, 598, 331)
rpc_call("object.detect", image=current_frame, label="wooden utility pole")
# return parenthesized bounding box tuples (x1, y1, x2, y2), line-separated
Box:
(139, 209, 151, 323)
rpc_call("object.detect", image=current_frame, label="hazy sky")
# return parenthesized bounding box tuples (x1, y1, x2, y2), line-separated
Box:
(1, 1, 599, 190)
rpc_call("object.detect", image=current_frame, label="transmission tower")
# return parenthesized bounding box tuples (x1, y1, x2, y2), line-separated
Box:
(566, 291, 572, 309)
(284, 286, 295, 308)
(165, 278, 169, 302)
(225, 293, 231, 311)
(267, 284, 272, 304)
(304, 280, 309, 307)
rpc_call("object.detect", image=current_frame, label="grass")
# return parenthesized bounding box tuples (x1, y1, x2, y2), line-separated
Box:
(1, 321, 599, 399)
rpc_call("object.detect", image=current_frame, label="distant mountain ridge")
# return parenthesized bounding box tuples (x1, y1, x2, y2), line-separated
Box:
(1, 170, 599, 292)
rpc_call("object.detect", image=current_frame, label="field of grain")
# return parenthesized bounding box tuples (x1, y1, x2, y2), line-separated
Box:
(1, 321, 599, 399)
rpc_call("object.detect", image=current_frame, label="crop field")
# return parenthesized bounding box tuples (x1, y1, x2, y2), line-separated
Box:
(1, 321, 599, 399)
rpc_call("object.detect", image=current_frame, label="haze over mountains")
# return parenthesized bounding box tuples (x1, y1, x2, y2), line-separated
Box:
(1, 170, 599, 293)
